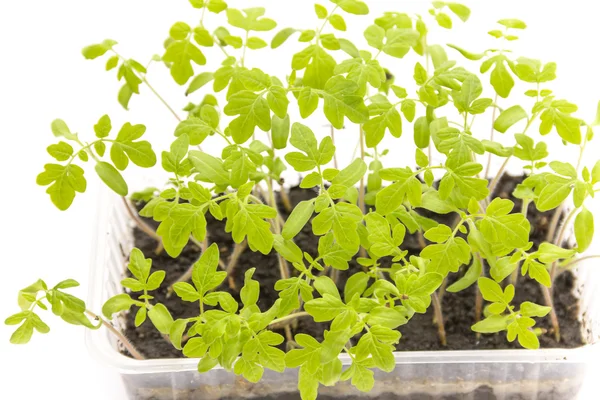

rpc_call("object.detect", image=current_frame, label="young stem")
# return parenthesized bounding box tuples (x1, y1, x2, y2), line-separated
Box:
(560, 255, 600, 270)
(511, 199, 531, 287)
(540, 286, 561, 342)
(167, 236, 226, 295)
(85, 310, 144, 360)
(141, 77, 182, 122)
(431, 292, 447, 346)
(266, 178, 290, 280)
(549, 207, 578, 283)
(484, 93, 500, 179)
(226, 240, 247, 290)
(545, 204, 564, 244)
(268, 311, 310, 328)
(279, 184, 293, 213)
(330, 125, 339, 170)
(486, 156, 512, 201)
(122, 197, 163, 254)
(358, 125, 366, 215)
(474, 278, 483, 341)
(358, 126, 367, 259)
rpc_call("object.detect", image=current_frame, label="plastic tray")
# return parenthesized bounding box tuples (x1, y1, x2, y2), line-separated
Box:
(85, 189, 600, 399)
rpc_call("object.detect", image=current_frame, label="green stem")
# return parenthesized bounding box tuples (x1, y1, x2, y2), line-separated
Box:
(85, 310, 145, 360)
(484, 93, 500, 178)
(141, 76, 181, 121)
(268, 312, 310, 327)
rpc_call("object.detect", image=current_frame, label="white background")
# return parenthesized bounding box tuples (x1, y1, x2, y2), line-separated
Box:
(1, 0, 599, 398)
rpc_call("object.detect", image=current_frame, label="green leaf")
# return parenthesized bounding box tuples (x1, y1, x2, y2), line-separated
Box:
(148, 303, 174, 334)
(376, 168, 421, 215)
(95, 162, 128, 196)
(282, 200, 315, 239)
(47, 142, 74, 162)
(344, 272, 369, 302)
(592, 100, 600, 126)
(574, 207, 594, 253)
(231, 202, 276, 254)
(408, 273, 443, 296)
(305, 294, 347, 322)
(383, 28, 419, 58)
(537, 242, 576, 263)
(321, 76, 369, 129)
(520, 301, 551, 318)
(94, 115, 112, 138)
(82, 39, 117, 59)
(366, 307, 407, 329)
(413, 116, 430, 148)
(498, 19, 527, 29)
(118, 84, 133, 110)
(271, 114, 290, 149)
(471, 314, 509, 333)
(102, 293, 136, 318)
(446, 44, 484, 61)
(224, 90, 271, 143)
(51, 119, 78, 141)
(188, 150, 230, 186)
(480, 198, 530, 249)
(507, 318, 539, 349)
(163, 37, 206, 85)
(227, 7, 276, 31)
(494, 105, 527, 133)
(421, 236, 471, 275)
(436, 12, 452, 29)
(537, 183, 572, 212)
(329, 14, 347, 31)
(332, 0, 369, 15)
(447, 3, 470, 21)
(490, 60, 514, 98)
(332, 159, 367, 188)
(477, 277, 507, 304)
(110, 123, 156, 169)
(292, 44, 336, 89)
(447, 257, 482, 293)
(186, 72, 215, 95)
(539, 104, 582, 144)
(364, 25, 385, 50)
(272, 28, 297, 48)
(267, 86, 289, 118)
(36, 164, 87, 210)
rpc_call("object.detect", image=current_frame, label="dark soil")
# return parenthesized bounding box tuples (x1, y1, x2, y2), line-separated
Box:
(122, 174, 584, 360)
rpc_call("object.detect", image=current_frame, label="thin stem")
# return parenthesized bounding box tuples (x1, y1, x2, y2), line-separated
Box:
(487, 156, 512, 198)
(561, 255, 600, 270)
(241, 30, 249, 67)
(141, 77, 181, 122)
(474, 255, 484, 341)
(358, 126, 367, 259)
(431, 292, 447, 346)
(266, 178, 290, 280)
(545, 204, 565, 243)
(330, 125, 339, 170)
(268, 312, 310, 328)
(122, 197, 163, 254)
(540, 286, 561, 342)
(85, 310, 144, 360)
(549, 207, 578, 283)
(358, 125, 366, 215)
(484, 93, 500, 178)
(279, 185, 293, 213)
(226, 240, 247, 290)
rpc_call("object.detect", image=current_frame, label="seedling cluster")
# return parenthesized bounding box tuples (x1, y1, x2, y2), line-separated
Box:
(7, 1, 600, 399)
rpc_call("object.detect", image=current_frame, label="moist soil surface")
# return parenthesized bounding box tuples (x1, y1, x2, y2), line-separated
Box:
(123, 174, 584, 360)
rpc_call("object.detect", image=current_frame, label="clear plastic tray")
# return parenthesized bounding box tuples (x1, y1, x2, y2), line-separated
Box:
(86, 189, 600, 399)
